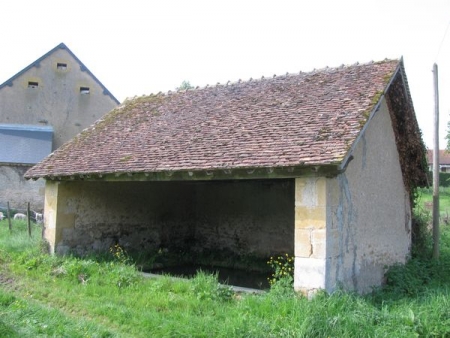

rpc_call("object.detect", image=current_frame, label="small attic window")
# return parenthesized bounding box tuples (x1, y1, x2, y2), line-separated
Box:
(80, 87, 90, 94)
(57, 62, 67, 70)
(28, 81, 39, 88)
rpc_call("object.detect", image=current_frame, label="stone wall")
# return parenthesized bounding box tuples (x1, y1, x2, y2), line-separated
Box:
(0, 165, 45, 211)
(194, 180, 294, 256)
(45, 179, 294, 260)
(46, 181, 194, 255)
(293, 97, 411, 294)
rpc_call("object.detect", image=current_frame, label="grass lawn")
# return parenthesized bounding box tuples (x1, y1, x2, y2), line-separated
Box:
(416, 186, 450, 218)
(1, 191, 450, 337)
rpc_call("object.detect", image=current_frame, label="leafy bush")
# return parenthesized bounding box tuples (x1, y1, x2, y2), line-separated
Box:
(411, 206, 432, 258)
(109, 244, 132, 265)
(384, 260, 431, 296)
(426, 172, 450, 187)
(267, 253, 294, 286)
(382, 219, 450, 299)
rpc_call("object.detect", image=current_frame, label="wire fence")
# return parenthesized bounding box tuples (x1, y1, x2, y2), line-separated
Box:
(0, 201, 43, 237)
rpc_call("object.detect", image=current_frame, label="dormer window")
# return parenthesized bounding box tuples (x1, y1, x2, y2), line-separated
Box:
(80, 87, 90, 94)
(57, 62, 67, 70)
(28, 81, 39, 88)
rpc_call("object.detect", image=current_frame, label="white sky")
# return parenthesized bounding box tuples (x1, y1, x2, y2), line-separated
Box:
(1, 0, 449, 149)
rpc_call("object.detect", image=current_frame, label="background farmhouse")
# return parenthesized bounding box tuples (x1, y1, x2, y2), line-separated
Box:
(427, 149, 450, 172)
(0, 43, 119, 212)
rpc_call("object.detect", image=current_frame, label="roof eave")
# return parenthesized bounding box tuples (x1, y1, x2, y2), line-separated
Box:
(26, 164, 342, 182)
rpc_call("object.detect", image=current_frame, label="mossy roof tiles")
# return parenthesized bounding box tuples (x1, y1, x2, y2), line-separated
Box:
(25, 59, 403, 179)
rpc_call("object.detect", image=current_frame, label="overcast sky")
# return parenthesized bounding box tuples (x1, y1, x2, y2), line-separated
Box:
(1, 0, 449, 149)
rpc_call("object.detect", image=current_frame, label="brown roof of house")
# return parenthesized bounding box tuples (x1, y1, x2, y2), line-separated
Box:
(427, 149, 450, 165)
(25, 59, 401, 179)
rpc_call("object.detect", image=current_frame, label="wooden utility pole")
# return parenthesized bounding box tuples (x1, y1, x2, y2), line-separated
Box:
(27, 202, 31, 238)
(432, 63, 440, 260)
(6, 202, 12, 233)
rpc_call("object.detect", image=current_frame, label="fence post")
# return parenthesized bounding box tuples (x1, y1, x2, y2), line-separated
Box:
(27, 202, 31, 238)
(7, 202, 12, 233)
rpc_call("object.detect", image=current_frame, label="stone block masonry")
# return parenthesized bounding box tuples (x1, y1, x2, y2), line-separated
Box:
(43, 179, 295, 260)
(294, 177, 328, 294)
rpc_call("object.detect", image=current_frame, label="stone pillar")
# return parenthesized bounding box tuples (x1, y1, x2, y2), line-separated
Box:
(43, 180, 75, 254)
(294, 177, 327, 296)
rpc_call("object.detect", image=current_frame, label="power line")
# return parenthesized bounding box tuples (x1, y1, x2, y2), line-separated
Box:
(435, 19, 450, 62)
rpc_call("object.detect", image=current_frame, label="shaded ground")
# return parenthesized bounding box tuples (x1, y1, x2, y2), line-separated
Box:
(150, 265, 270, 289)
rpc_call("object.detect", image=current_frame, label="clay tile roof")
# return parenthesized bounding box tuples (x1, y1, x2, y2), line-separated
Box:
(25, 59, 401, 179)
(427, 149, 450, 165)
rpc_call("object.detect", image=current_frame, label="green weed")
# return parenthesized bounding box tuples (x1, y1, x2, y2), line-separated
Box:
(109, 243, 131, 265)
(190, 270, 234, 302)
(267, 253, 294, 286)
(1, 189, 450, 336)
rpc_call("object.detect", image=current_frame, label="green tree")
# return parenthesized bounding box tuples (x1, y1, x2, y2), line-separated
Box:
(446, 120, 450, 151)
(176, 80, 193, 91)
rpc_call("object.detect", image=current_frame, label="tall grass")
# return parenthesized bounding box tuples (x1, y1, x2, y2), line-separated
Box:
(0, 220, 40, 254)
(0, 288, 114, 338)
(1, 204, 450, 337)
(416, 186, 450, 218)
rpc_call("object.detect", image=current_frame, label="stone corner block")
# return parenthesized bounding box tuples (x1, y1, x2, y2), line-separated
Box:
(294, 257, 326, 289)
(295, 229, 312, 257)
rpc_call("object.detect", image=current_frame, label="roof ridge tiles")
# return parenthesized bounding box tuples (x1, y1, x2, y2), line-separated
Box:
(136, 59, 400, 100)
(121, 58, 400, 106)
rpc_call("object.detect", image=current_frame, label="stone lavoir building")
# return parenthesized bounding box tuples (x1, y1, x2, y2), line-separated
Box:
(25, 58, 427, 295)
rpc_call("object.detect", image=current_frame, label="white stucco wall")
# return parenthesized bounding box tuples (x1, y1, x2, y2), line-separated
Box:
(325, 97, 411, 293)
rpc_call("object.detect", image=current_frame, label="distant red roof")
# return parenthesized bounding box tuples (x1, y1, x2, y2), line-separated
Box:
(25, 59, 403, 179)
(427, 149, 450, 165)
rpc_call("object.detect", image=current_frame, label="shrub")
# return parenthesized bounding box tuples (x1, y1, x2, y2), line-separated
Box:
(109, 244, 132, 265)
(267, 254, 294, 286)
(384, 260, 431, 296)
(426, 172, 450, 187)
(411, 206, 432, 259)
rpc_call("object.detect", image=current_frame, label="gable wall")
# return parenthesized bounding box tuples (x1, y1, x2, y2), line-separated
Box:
(0, 48, 118, 210)
(0, 48, 118, 149)
(325, 97, 410, 293)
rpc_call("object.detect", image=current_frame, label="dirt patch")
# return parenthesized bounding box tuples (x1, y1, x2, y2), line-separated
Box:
(0, 271, 18, 291)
